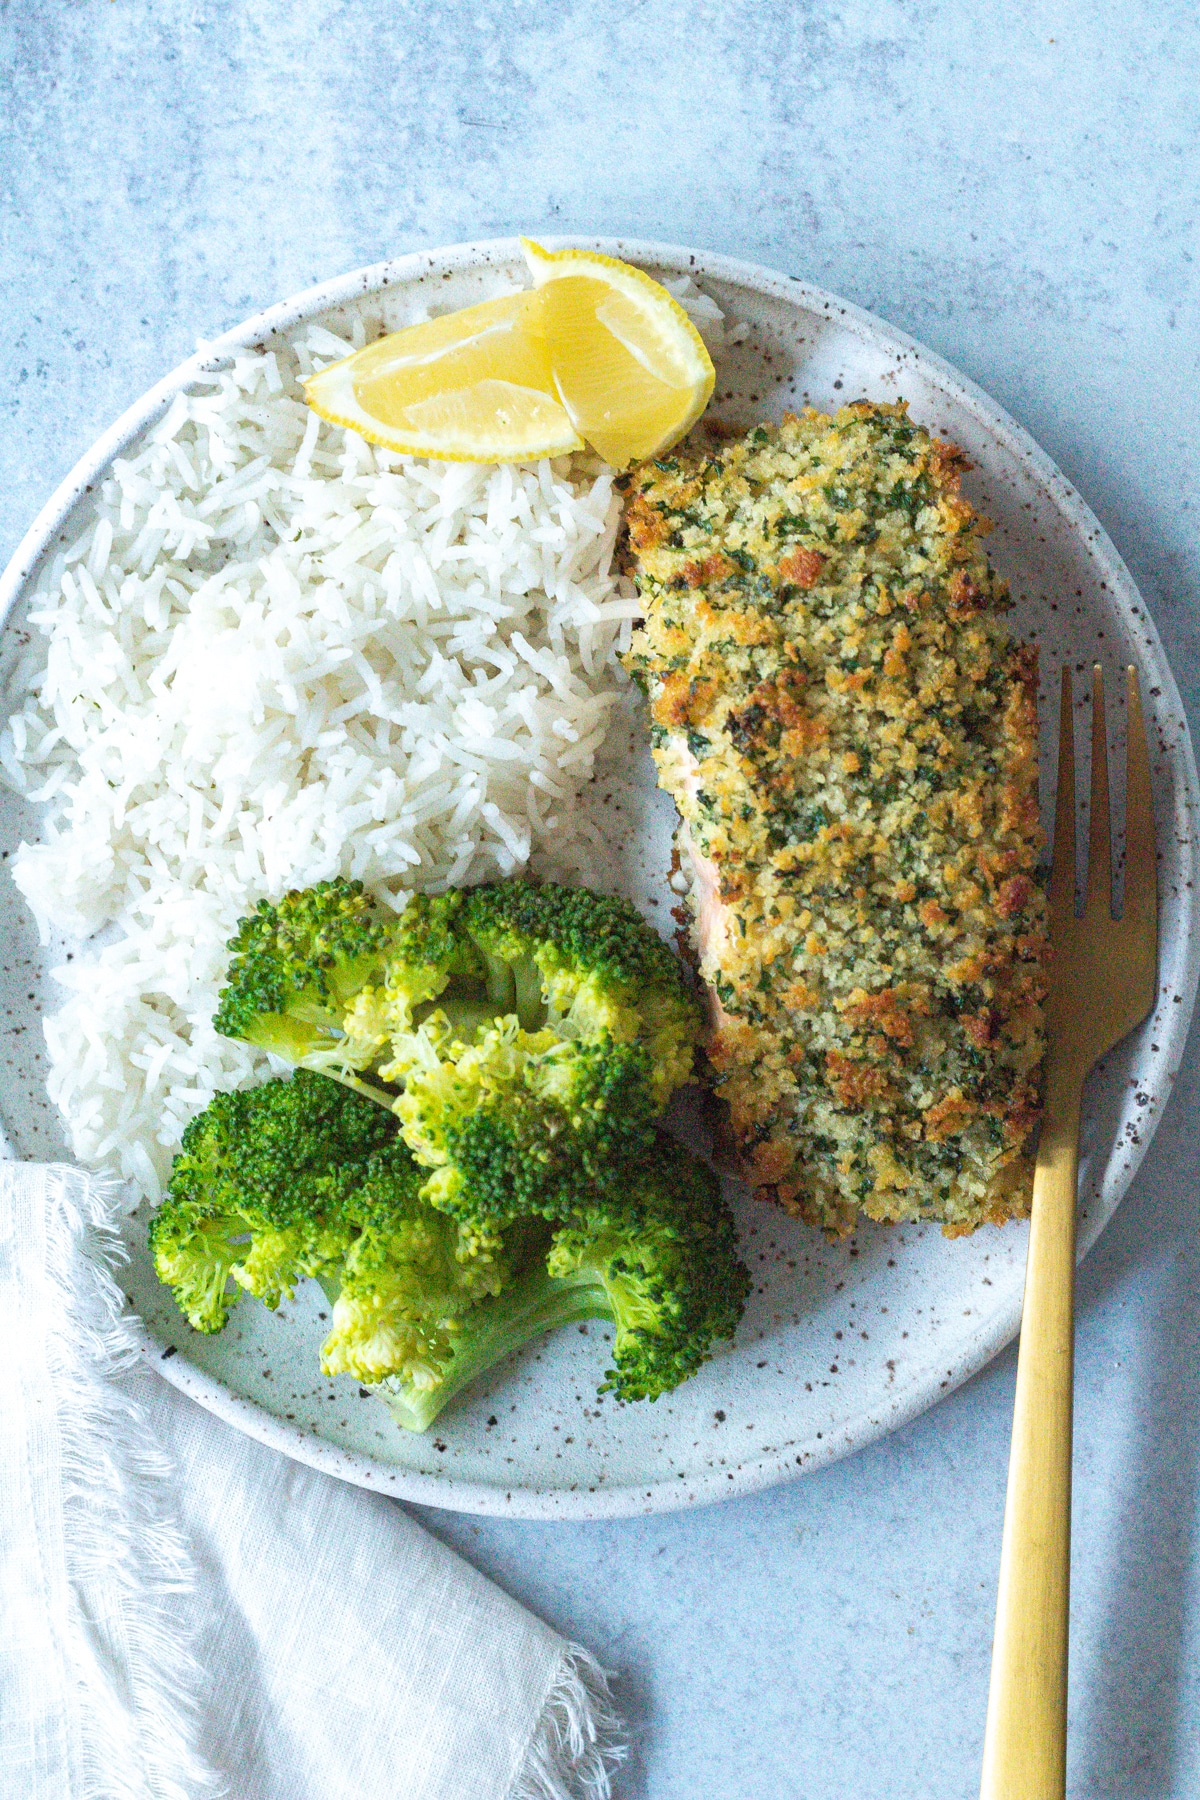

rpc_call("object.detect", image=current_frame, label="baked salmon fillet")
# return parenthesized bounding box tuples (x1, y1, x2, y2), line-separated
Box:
(621, 402, 1048, 1236)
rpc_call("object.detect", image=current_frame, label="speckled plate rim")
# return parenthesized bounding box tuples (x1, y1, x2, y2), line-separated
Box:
(2, 236, 1197, 1520)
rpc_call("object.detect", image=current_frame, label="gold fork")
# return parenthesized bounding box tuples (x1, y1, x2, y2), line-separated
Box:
(980, 663, 1158, 1800)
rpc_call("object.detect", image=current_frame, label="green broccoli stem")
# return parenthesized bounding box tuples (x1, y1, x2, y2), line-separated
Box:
(411, 992, 503, 1041)
(510, 956, 546, 1031)
(318, 1067, 400, 1112)
(368, 1264, 614, 1434)
(409, 956, 548, 1042)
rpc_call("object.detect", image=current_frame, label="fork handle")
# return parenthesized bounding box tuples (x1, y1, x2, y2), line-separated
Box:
(980, 1065, 1081, 1800)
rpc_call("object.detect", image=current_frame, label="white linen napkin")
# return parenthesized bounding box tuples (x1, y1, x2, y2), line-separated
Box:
(0, 1161, 625, 1800)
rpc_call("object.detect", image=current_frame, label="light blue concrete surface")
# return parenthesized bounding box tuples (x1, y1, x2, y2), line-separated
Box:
(4, 3, 1199, 1794)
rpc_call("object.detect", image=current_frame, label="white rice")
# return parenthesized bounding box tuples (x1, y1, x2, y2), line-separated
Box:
(1, 283, 729, 1199)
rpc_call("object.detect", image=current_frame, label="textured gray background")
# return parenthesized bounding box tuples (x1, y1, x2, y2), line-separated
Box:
(5, 3, 1200, 1796)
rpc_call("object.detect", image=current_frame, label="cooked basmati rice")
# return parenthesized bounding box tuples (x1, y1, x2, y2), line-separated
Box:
(0, 286, 727, 1199)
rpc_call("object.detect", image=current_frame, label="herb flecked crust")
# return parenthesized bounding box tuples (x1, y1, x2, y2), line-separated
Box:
(621, 401, 1048, 1237)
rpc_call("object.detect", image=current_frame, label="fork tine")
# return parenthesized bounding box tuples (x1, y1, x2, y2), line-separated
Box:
(1048, 665, 1076, 925)
(1122, 665, 1158, 930)
(1086, 664, 1112, 917)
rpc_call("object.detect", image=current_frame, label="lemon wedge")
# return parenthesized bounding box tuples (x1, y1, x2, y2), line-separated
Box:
(304, 251, 717, 467)
(521, 240, 715, 467)
(303, 289, 583, 461)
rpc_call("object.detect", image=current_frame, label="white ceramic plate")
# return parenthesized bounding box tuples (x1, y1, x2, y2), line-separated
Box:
(2, 239, 1197, 1519)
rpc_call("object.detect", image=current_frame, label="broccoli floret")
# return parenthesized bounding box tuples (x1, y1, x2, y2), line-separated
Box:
(212, 879, 399, 1089)
(373, 1136, 750, 1432)
(386, 883, 702, 1224)
(217, 878, 702, 1225)
(371, 1234, 590, 1433)
(546, 1143, 751, 1401)
(150, 1214, 250, 1336)
(150, 1070, 390, 1330)
(391, 1012, 668, 1223)
(149, 1072, 502, 1369)
(463, 881, 700, 1106)
(153, 1077, 750, 1434)
(318, 1157, 510, 1385)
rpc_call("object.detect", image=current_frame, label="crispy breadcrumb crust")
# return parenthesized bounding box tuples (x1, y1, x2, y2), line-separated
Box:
(621, 402, 1047, 1236)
